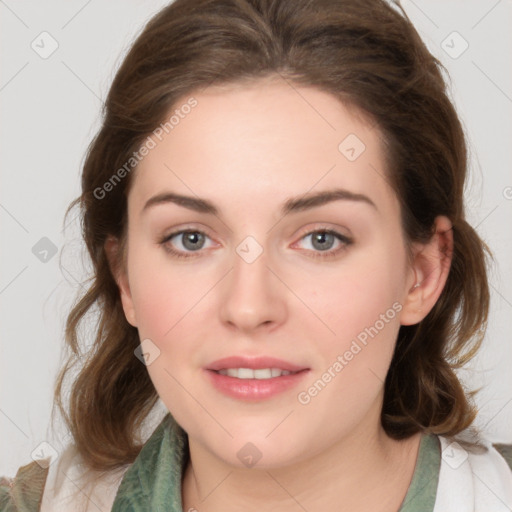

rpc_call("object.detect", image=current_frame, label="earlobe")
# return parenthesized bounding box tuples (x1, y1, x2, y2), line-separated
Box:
(400, 216, 453, 326)
(104, 236, 138, 327)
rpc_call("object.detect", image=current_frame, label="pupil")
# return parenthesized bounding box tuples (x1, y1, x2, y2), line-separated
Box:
(313, 232, 333, 251)
(183, 232, 204, 250)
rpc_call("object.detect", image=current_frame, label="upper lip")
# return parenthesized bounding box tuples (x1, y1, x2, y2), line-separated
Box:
(206, 356, 309, 372)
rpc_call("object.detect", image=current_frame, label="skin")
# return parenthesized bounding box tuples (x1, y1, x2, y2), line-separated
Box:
(106, 75, 453, 511)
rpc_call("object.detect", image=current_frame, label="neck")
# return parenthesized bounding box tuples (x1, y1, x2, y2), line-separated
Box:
(181, 411, 422, 512)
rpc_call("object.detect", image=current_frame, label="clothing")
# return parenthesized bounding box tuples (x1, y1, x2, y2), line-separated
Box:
(1, 412, 511, 511)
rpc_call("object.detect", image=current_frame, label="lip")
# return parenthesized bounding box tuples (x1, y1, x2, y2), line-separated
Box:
(204, 368, 310, 401)
(204, 356, 311, 401)
(206, 356, 309, 372)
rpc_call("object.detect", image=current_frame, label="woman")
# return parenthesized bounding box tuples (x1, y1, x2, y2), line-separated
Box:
(2, 0, 511, 510)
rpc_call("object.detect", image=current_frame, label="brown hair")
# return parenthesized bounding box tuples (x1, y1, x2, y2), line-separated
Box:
(53, 0, 490, 472)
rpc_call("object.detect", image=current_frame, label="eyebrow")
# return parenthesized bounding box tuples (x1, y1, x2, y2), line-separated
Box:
(142, 188, 377, 216)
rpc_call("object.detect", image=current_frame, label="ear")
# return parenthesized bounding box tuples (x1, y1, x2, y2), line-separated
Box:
(400, 216, 453, 326)
(104, 235, 138, 327)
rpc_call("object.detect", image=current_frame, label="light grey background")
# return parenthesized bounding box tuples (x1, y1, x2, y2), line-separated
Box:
(1, 0, 511, 477)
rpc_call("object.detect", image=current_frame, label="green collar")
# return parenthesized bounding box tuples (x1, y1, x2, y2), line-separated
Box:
(111, 413, 440, 511)
(398, 433, 440, 511)
(111, 413, 189, 512)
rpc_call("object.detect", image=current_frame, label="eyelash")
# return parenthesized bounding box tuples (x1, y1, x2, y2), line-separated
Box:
(292, 228, 352, 260)
(158, 227, 353, 260)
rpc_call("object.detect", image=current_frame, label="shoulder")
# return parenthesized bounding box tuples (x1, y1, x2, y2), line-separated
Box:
(441, 430, 512, 471)
(40, 444, 131, 512)
(437, 429, 512, 475)
(0, 458, 49, 512)
(1, 445, 131, 512)
(493, 442, 512, 472)
(434, 432, 512, 510)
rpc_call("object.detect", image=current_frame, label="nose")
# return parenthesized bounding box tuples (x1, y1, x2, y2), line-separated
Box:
(219, 244, 287, 334)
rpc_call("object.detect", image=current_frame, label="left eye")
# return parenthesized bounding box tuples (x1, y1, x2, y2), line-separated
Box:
(295, 229, 351, 255)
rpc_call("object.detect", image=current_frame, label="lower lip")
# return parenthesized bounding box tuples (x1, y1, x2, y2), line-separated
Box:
(205, 369, 310, 401)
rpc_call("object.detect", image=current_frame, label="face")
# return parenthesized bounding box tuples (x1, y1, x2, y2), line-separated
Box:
(115, 77, 422, 468)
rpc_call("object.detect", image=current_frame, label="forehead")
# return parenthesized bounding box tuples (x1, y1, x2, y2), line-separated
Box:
(129, 78, 397, 219)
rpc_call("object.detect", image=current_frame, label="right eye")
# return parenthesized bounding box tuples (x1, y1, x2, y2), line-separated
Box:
(159, 229, 215, 259)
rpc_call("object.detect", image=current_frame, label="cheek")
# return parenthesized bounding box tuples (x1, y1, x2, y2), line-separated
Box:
(301, 242, 406, 341)
(131, 274, 183, 339)
(295, 242, 406, 394)
(127, 251, 218, 376)
(293, 289, 402, 431)
(127, 242, 205, 336)
(127, 260, 209, 410)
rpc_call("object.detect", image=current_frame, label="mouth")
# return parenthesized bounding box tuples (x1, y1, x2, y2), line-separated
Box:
(204, 356, 310, 400)
(211, 367, 304, 379)
(206, 355, 309, 374)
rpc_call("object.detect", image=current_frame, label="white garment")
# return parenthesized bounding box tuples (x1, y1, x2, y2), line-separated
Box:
(434, 436, 512, 511)
(39, 444, 128, 512)
(40, 402, 169, 512)
(39, 435, 512, 512)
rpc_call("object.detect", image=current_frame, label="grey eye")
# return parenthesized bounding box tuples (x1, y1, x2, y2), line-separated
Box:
(310, 232, 337, 251)
(178, 231, 206, 251)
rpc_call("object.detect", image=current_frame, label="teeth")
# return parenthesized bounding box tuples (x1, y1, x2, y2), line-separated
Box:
(216, 368, 294, 379)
